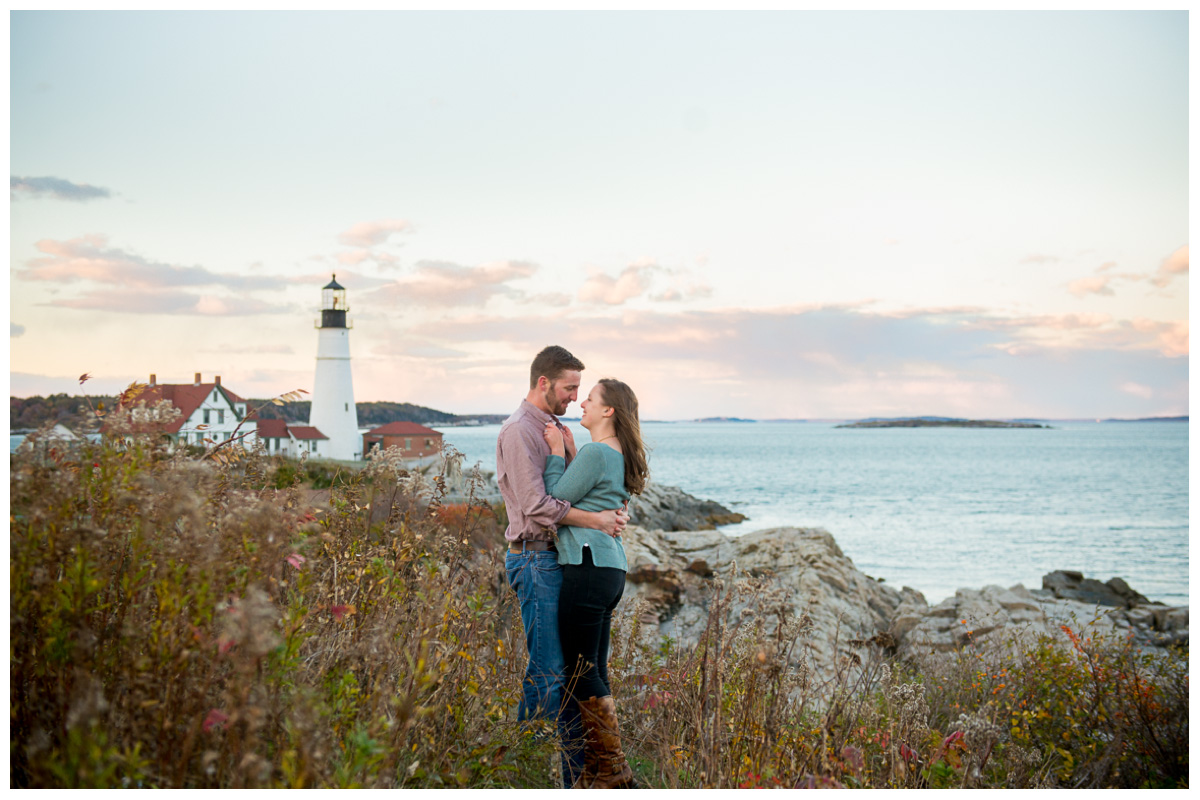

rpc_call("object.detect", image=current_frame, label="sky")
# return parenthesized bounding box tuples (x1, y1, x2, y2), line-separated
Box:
(8, 10, 1189, 420)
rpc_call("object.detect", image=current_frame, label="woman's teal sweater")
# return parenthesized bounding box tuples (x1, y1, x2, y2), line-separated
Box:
(544, 442, 629, 571)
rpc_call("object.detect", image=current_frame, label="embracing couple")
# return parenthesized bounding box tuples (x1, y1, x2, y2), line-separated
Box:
(496, 345, 649, 789)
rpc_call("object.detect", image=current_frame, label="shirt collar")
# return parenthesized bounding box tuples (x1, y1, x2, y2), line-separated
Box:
(520, 398, 558, 425)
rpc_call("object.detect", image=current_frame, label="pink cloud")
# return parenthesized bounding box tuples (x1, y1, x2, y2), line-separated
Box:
(579, 263, 659, 305)
(1020, 253, 1060, 264)
(1129, 319, 1188, 357)
(1067, 275, 1113, 298)
(21, 235, 284, 291)
(1151, 245, 1188, 288)
(337, 219, 412, 247)
(372, 260, 538, 307)
(48, 289, 287, 316)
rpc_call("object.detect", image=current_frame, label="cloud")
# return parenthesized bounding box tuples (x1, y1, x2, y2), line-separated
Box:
(286, 270, 392, 290)
(47, 289, 289, 316)
(202, 344, 295, 355)
(11, 175, 111, 202)
(337, 219, 412, 248)
(521, 292, 573, 307)
(1119, 382, 1154, 399)
(1067, 275, 1114, 297)
(400, 303, 1188, 418)
(579, 263, 660, 305)
(651, 284, 713, 303)
(372, 260, 538, 307)
(1127, 319, 1188, 358)
(11, 323, 25, 337)
(371, 339, 471, 359)
(20, 235, 286, 290)
(1020, 254, 1060, 264)
(1151, 245, 1188, 287)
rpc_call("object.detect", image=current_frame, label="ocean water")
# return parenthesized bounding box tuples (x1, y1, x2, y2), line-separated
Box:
(434, 421, 1189, 607)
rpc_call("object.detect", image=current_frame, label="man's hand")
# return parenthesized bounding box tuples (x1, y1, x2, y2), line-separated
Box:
(588, 506, 630, 537)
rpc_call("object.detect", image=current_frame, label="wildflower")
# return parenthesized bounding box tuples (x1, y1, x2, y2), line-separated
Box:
(286, 553, 306, 569)
(203, 709, 229, 733)
(331, 604, 355, 621)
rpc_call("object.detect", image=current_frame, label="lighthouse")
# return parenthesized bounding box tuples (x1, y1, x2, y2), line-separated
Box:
(308, 275, 361, 460)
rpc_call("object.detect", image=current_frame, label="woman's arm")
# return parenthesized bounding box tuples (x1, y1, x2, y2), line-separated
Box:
(544, 444, 604, 505)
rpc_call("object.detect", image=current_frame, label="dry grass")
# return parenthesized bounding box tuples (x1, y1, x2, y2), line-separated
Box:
(9, 413, 1189, 788)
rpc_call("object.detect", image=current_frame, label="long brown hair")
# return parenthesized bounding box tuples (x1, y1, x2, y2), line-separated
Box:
(597, 378, 649, 496)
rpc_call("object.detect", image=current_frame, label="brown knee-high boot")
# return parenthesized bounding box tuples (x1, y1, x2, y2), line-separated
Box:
(576, 696, 637, 789)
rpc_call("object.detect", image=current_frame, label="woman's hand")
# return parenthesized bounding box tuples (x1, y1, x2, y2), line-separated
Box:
(543, 422, 566, 458)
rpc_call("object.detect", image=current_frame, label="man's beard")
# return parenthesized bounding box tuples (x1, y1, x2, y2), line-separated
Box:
(544, 387, 567, 416)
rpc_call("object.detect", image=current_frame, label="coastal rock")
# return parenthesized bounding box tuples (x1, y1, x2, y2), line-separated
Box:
(619, 525, 918, 686)
(626, 482, 747, 532)
(892, 572, 1187, 658)
(1041, 570, 1153, 608)
(616, 522, 1187, 685)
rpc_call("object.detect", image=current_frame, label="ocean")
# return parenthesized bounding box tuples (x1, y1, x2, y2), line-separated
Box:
(433, 420, 1189, 607)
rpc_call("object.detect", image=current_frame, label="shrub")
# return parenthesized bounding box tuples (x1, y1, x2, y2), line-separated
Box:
(9, 418, 1188, 788)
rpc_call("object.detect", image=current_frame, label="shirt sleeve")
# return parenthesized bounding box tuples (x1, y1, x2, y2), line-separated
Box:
(544, 444, 604, 505)
(497, 422, 570, 526)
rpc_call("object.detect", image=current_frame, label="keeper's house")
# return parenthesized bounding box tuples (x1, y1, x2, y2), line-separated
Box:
(111, 373, 258, 450)
(362, 422, 443, 459)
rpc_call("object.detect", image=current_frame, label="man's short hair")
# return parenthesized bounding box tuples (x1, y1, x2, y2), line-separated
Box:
(530, 346, 585, 389)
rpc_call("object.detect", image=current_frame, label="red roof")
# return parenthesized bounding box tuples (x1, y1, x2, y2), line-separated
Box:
(366, 421, 442, 436)
(100, 380, 252, 435)
(256, 419, 290, 438)
(288, 426, 328, 440)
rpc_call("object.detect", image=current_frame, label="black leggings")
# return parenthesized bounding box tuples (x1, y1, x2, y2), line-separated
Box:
(558, 547, 626, 702)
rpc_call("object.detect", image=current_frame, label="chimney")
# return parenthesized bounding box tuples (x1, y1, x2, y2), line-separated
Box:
(149, 373, 156, 386)
(194, 372, 201, 386)
(215, 375, 221, 387)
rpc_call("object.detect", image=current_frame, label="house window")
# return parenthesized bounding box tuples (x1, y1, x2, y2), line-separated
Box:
(218, 410, 225, 424)
(203, 409, 210, 424)
(405, 438, 412, 450)
(425, 438, 433, 448)
(213, 390, 218, 401)
(345, 403, 348, 411)
(196, 432, 204, 444)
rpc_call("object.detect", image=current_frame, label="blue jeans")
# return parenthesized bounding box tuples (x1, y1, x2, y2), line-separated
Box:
(505, 548, 585, 788)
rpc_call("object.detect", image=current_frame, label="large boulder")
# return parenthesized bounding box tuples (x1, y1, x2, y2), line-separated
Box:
(626, 481, 747, 532)
(619, 525, 922, 686)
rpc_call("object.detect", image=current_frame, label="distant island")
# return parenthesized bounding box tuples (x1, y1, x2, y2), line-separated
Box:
(836, 418, 1050, 429)
(694, 416, 756, 423)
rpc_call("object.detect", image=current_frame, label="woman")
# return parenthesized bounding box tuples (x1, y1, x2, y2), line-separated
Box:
(543, 378, 648, 790)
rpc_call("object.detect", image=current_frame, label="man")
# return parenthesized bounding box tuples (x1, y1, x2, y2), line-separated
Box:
(496, 345, 629, 788)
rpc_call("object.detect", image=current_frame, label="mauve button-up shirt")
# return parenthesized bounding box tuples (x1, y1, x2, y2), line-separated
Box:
(496, 400, 572, 542)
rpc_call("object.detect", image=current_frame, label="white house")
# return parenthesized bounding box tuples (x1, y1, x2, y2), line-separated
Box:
(112, 373, 259, 450)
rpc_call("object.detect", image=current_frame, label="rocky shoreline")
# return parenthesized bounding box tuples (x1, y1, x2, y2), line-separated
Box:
(435, 459, 1185, 677)
(609, 480, 1187, 685)
(620, 523, 1187, 685)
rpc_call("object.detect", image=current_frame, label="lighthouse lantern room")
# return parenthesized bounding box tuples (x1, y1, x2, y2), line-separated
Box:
(308, 274, 361, 460)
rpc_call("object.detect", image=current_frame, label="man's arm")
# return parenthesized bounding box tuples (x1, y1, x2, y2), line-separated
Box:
(497, 424, 569, 528)
(563, 506, 629, 536)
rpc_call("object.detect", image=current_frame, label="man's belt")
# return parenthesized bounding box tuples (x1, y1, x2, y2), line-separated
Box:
(509, 540, 557, 553)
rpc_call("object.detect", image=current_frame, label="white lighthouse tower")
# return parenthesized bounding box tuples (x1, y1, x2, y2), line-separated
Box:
(308, 275, 361, 460)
